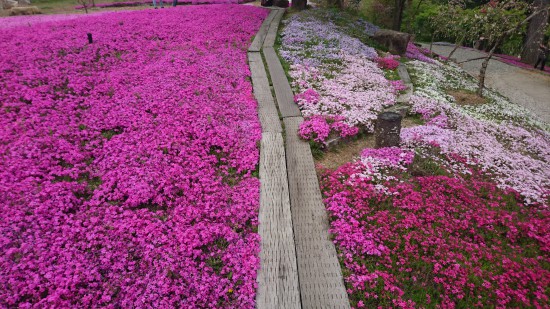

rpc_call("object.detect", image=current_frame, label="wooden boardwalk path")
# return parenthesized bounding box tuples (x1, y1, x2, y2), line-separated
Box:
(249, 8, 350, 309)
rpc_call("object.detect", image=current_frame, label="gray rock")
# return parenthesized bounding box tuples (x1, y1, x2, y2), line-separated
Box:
(373, 29, 412, 56)
(18, 0, 31, 5)
(3, 0, 18, 9)
(9, 5, 41, 15)
(384, 104, 410, 117)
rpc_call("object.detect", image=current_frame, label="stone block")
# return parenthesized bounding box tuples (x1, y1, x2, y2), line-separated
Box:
(373, 29, 412, 56)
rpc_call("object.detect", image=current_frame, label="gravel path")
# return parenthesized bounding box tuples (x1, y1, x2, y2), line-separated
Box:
(425, 44, 550, 124)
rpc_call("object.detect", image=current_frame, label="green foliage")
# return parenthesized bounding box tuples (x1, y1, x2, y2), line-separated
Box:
(473, 0, 528, 48)
(309, 140, 325, 160)
(383, 68, 401, 81)
(405, 1, 442, 41)
(500, 33, 524, 56)
(356, 0, 400, 28)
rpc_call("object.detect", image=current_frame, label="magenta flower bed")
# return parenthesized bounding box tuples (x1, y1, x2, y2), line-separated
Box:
(75, 0, 254, 9)
(376, 56, 400, 70)
(320, 149, 550, 308)
(0, 12, 110, 29)
(494, 53, 550, 74)
(0, 5, 268, 307)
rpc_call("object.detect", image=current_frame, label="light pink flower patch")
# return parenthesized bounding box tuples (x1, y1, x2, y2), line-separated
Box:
(406, 42, 436, 63)
(390, 80, 408, 93)
(294, 88, 320, 108)
(298, 115, 360, 144)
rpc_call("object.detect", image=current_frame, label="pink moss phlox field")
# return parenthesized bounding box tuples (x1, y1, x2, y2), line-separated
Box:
(494, 53, 550, 74)
(0, 12, 111, 29)
(402, 106, 550, 205)
(320, 149, 550, 308)
(75, 0, 254, 9)
(299, 115, 359, 143)
(0, 5, 268, 307)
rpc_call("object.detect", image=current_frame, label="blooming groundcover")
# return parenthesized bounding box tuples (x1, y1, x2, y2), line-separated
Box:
(74, 0, 255, 10)
(0, 5, 268, 307)
(317, 48, 550, 309)
(403, 60, 549, 204)
(288, 9, 550, 308)
(278, 10, 397, 145)
(277, 10, 438, 147)
(320, 149, 550, 308)
(318, 53, 550, 309)
(0, 12, 111, 29)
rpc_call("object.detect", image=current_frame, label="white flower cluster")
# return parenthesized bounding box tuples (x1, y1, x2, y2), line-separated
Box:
(403, 60, 550, 205)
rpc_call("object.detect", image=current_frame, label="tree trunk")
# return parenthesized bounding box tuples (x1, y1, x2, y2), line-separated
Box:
(477, 56, 491, 97)
(478, 39, 502, 96)
(392, 0, 406, 31)
(521, 0, 549, 64)
(478, 6, 549, 96)
(429, 32, 435, 54)
(291, 0, 307, 10)
(407, 0, 424, 34)
(448, 35, 465, 60)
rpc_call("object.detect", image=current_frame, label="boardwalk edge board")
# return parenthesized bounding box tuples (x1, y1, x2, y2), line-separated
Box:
(256, 132, 301, 309)
(250, 10, 301, 309)
(248, 10, 278, 53)
(250, 9, 351, 309)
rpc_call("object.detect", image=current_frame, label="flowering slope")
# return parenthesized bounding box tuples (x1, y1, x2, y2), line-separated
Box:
(75, 0, 254, 9)
(303, 10, 550, 309)
(320, 149, 550, 308)
(403, 60, 549, 204)
(278, 10, 396, 144)
(0, 5, 268, 307)
(405, 42, 436, 63)
(0, 12, 110, 29)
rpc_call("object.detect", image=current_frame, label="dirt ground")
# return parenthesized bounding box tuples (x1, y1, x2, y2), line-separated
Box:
(315, 134, 375, 170)
(447, 89, 488, 106)
(315, 117, 421, 170)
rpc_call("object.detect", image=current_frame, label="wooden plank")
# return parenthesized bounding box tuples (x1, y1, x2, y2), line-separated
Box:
(256, 132, 301, 309)
(263, 9, 284, 48)
(263, 47, 302, 118)
(283, 117, 351, 309)
(248, 52, 282, 133)
(249, 10, 277, 52)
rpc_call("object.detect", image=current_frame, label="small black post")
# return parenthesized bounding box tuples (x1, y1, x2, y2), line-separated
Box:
(87, 33, 93, 44)
(375, 112, 402, 148)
